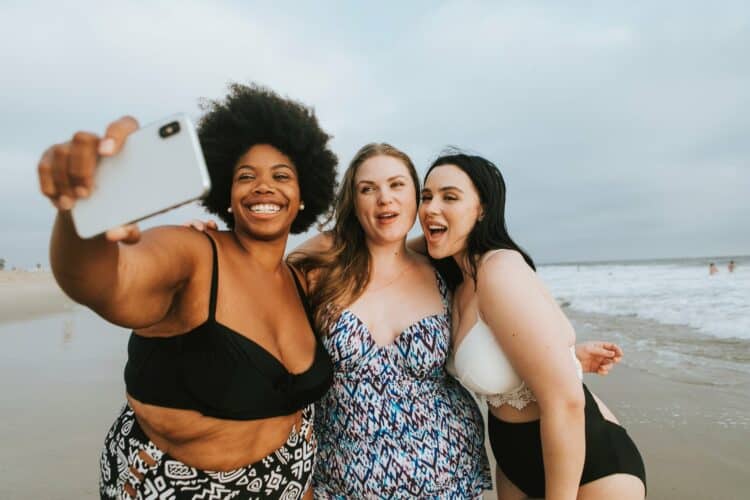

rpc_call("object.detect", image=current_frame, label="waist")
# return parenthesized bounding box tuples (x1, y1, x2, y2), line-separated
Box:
(488, 398, 542, 422)
(127, 394, 309, 471)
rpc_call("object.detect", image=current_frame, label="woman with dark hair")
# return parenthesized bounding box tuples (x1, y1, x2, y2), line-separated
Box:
(289, 143, 492, 498)
(419, 152, 646, 499)
(37, 84, 337, 499)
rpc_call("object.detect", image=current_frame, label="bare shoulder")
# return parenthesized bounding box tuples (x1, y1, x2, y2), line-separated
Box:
(476, 249, 534, 296)
(134, 225, 212, 262)
(478, 249, 531, 277)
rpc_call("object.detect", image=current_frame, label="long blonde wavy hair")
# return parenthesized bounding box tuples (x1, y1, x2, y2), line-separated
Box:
(289, 143, 420, 334)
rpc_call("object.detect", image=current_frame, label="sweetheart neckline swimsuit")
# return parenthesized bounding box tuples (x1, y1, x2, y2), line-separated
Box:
(313, 270, 492, 499)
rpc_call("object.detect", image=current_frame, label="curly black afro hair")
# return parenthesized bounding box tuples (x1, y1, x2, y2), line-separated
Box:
(198, 83, 338, 233)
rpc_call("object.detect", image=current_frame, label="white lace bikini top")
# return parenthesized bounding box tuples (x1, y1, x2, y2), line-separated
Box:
(446, 316, 583, 410)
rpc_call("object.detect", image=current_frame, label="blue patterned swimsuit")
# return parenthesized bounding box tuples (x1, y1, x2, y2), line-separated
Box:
(313, 271, 491, 499)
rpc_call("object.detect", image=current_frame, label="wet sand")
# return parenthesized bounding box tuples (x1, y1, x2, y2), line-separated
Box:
(0, 271, 75, 324)
(567, 308, 750, 499)
(1, 273, 749, 498)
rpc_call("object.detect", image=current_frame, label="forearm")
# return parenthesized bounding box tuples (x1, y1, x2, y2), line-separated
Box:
(540, 400, 586, 500)
(50, 211, 121, 307)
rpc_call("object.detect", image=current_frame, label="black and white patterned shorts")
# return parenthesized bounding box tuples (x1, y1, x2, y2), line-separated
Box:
(99, 403, 316, 500)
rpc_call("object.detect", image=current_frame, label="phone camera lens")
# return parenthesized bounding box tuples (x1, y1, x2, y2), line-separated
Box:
(159, 121, 181, 138)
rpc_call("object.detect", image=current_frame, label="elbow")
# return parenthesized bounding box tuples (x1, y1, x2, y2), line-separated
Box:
(540, 386, 585, 419)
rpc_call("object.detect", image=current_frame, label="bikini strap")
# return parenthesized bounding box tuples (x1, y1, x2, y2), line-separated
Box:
(435, 269, 451, 314)
(288, 265, 315, 324)
(202, 232, 219, 321)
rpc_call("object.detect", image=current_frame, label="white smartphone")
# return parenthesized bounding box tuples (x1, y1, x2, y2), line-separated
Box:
(71, 113, 211, 238)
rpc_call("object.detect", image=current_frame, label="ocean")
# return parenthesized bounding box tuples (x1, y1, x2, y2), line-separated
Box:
(540, 255, 750, 391)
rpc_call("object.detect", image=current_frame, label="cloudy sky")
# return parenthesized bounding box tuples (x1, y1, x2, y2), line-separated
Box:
(1, 0, 748, 268)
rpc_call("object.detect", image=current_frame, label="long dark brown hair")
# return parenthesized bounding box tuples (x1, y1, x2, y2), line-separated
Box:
(426, 151, 535, 291)
(289, 143, 419, 333)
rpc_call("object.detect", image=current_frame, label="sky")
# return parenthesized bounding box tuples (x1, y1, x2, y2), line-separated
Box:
(1, 0, 748, 268)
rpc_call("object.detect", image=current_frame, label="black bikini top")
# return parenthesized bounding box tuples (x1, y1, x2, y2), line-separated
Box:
(124, 234, 333, 420)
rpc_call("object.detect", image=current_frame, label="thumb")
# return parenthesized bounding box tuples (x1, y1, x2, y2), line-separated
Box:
(105, 224, 142, 244)
(99, 116, 140, 157)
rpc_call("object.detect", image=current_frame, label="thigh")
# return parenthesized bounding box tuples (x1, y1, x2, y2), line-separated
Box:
(589, 389, 620, 424)
(495, 466, 528, 500)
(577, 473, 645, 500)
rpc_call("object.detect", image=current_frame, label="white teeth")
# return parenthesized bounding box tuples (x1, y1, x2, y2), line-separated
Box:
(249, 203, 281, 213)
(377, 212, 397, 218)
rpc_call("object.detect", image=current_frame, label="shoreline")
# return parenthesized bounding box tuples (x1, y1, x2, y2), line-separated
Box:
(567, 307, 750, 499)
(1, 272, 748, 498)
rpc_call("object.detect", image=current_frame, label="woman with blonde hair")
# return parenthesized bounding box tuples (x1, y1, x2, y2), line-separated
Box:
(291, 143, 492, 498)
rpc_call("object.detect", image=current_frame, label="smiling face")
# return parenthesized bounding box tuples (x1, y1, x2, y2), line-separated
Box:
(419, 164, 484, 260)
(353, 154, 418, 246)
(230, 144, 301, 241)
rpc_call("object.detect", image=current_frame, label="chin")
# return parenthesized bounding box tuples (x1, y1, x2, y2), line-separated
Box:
(242, 224, 291, 242)
(426, 245, 449, 260)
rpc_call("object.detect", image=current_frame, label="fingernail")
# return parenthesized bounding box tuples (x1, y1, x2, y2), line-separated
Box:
(99, 138, 115, 155)
(58, 195, 73, 210)
(75, 186, 89, 198)
(106, 227, 125, 240)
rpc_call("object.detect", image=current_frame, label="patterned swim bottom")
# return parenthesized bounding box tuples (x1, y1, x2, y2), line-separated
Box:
(99, 403, 316, 500)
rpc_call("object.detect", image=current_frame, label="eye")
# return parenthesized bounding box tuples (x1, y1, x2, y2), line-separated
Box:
(274, 173, 291, 181)
(420, 194, 433, 201)
(391, 181, 405, 189)
(237, 172, 255, 181)
(444, 195, 458, 201)
(360, 186, 375, 194)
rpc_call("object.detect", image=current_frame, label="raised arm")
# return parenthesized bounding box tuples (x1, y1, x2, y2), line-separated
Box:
(39, 117, 200, 328)
(477, 250, 585, 500)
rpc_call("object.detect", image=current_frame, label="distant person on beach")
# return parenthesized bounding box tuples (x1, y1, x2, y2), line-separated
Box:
(419, 152, 646, 499)
(710, 262, 719, 275)
(728, 260, 736, 273)
(37, 84, 337, 499)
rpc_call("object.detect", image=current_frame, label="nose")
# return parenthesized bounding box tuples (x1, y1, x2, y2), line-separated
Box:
(423, 199, 441, 215)
(377, 188, 394, 206)
(253, 180, 275, 194)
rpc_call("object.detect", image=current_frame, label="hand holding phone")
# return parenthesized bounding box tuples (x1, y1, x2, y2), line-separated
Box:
(37, 114, 211, 241)
(38, 116, 141, 242)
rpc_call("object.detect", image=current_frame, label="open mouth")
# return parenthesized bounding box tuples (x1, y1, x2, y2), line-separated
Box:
(247, 203, 282, 214)
(376, 211, 399, 222)
(427, 224, 447, 237)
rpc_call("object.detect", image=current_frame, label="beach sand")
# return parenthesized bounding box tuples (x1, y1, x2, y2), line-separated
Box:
(1, 272, 748, 499)
(0, 271, 75, 324)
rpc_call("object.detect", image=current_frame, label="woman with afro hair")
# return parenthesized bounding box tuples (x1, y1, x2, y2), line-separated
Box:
(37, 83, 338, 499)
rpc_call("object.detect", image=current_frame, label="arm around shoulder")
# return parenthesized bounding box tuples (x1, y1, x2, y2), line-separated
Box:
(290, 231, 334, 255)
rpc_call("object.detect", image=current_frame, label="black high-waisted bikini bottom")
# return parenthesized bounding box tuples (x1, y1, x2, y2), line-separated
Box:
(488, 383, 646, 498)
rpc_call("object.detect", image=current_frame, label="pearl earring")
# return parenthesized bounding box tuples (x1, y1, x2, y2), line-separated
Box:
(299, 201, 305, 211)
(227, 207, 233, 213)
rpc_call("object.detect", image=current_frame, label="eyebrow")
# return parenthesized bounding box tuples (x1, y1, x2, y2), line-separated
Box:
(422, 186, 464, 193)
(357, 175, 408, 185)
(236, 164, 294, 172)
